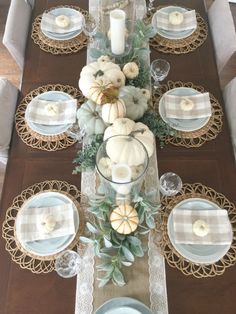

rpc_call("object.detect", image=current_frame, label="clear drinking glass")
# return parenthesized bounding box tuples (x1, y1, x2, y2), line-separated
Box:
(82, 15, 98, 43)
(148, 0, 155, 13)
(66, 124, 85, 142)
(55, 250, 81, 278)
(151, 59, 170, 89)
(159, 172, 183, 196)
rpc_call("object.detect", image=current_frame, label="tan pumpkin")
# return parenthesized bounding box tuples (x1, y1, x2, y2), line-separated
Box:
(89, 79, 118, 105)
(101, 99, 126, 123)
(110, 204, 139, 234)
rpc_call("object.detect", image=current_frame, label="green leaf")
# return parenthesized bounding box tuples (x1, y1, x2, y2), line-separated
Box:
(104, 236, 113, 248)
(112, 268, 126, 287)
(79, 236, 94, 244)
(131, 244, 144, 257)
(121, 246, 134, 262)
(86, 222, 98, 234)
(145, 215, 156, 229)
(98, 277, 111, 288)
(127, 236, 142, 246)
(121, 261, 132, 267)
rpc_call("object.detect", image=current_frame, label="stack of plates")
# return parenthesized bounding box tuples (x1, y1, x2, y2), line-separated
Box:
(152, 6, 197, 40)
(95, 297, 152, 314)
(40, 7, 83, 41)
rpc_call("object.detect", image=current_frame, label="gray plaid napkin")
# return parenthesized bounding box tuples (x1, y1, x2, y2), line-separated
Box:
(173, 208, 232, 245)
(164, 92, 212, 119)
(26, 98, 77, 125)
(155, 9, 197, 32)
(41, 11, 83, 34)
(17, 203, 75, 242)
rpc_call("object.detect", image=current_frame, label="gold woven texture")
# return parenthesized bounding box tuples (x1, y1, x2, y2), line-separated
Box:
(152, 80, 223, 148)
(147, 8, 208, 54)
(15, 84, 85, 151)
(31, 6, 88, 55)
(2, 180, 86, 274)
(154, 183, 236, 278)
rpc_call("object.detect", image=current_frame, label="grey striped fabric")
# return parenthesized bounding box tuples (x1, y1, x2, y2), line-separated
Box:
(164, 92, 212, 119)
(26, 98, 77, 125)
(155, 9, 197, 32)
(41, 12, 83, 34)
(16, 203, 75, 242)
(173, 208, 232, 245)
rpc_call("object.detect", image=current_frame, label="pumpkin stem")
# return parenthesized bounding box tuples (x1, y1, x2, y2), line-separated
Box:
(130, 128, 146, 137)
(94, 70, 104, 78)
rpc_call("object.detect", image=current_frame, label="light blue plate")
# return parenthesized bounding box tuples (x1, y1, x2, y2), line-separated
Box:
(25, 91, 73, 136)
(167, 198, 232, 264)
(152, 6, 196, 40)
(41, 7, 83, 41)
(15, 192, 79, 257)
(159, 87, 211, 132)
(95, 297, 152, 314)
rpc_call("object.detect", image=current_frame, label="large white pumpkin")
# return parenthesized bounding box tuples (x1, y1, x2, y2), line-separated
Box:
(104, 118, 154, 157)
(78, 61, 125, 99)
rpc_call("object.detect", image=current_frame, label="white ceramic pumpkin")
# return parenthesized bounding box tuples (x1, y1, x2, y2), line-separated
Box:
(110, 204, 139, 234)
(77, 100, 107, 135)
(123, 62, 139, 79)
(119, 86, 148, 120)
(104, 118, 154, 158)
(89, 79, 117, 105)
(78, 61, 125, 99)
(101, 99, 126, 124)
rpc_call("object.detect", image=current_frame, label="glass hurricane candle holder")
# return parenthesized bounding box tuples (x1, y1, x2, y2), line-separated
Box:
(96, 135, 149, 204)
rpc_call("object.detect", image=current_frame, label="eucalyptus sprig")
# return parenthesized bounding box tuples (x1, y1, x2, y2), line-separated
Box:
(80, 194, 160, 287)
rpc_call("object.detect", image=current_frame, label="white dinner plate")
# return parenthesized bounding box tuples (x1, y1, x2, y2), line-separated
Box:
(152, 6, 197, 40)
(15, 191, 79, 257)
(167, 198, 233, 264)
(95, 297, 152, 314)
(158, 87, 211, 132)
(25, 91, 74, 136)
(41, 7, 83, 41)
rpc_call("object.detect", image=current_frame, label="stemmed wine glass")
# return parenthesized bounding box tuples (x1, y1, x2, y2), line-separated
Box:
(147, 0, 155, 13)
(151, 59, 170, 89)
(66, 123, 86, 143)
(82, 14, 98, 44)
(55, 250, 82, 278)
(159, 172, 183, 197)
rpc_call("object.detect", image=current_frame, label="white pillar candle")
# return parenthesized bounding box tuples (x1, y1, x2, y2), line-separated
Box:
(110, 9, 126, 55)
(111, 163, 132, 195)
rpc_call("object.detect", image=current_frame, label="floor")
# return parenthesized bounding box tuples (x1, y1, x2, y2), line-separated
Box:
(0, 0, 232, 89)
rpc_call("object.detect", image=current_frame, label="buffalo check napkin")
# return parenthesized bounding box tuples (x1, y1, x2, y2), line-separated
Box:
(155, 9, 197, 32)
(17, 203, 75, 242)
(164, 92, 212, 119)
(41, 12, 83, 34)
(173, 208, 232, 245)
(27, 98, 77, 125)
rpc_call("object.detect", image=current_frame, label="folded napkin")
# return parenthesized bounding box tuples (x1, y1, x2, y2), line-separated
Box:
(26, 98, 77, 125)
(173, 208, 232, 245)
(155, 9, 197, 32)
(17, 203, 75, 242)
(164, 92, 212, 119)
(41, 12, 83, 34)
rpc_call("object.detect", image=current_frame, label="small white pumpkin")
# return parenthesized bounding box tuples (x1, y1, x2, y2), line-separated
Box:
(110, 204, 139, 234)
(101, 99, 126, 124)
(168, 11, 184, 25)
(97, 55, 111, 63)
(141, 88, 151, 100)
(104, 118, 154, 158)
(55, 15, 70, 28)
(119, 86, 148, 120)
(131, 164, 144, 179)
(123, 62, 139, 79)
(192, 219, 209, 237)
(78, 61, 125, 99)
(89, 79, 117, 105)
(179, 97, 195, 111)
(39, 214, 56, 234)
(98, 157, 113, 178)
(77, 100, 107, 135)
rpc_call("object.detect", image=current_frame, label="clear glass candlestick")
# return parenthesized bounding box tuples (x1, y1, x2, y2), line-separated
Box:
(55, 250, 82, 278)
(159, 172, 183, 196)
(151, 59, 170, 89)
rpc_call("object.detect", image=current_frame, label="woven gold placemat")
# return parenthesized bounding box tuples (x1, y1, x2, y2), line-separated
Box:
(2, 180, 87, 274)
(154, 183, 236, 278)
(146, 7, 208, 54)
(151, 80, 223, 148)
(15, 84, 85, 151)
(31, 5, 88, 55)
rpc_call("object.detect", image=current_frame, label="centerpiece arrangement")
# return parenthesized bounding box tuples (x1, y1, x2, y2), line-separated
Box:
(73, 3, 175, 286)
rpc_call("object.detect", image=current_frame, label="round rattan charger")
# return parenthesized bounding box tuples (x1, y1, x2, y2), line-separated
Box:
(151, 81, 223, 148)
(15, 84, 85, 151)
(154, 183, 236, 278)
(31, 5, 88, 55)
(2, 180, 87, 274)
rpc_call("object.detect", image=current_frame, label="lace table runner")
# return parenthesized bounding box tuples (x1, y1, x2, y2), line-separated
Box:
(75, 1, 169, 313)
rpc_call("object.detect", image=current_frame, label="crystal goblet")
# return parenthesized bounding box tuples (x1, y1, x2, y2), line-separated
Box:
(151, 59, 170, 89)
(55, 250, 82, 278)
(159, 172, 183, 196)
(82, 15, 98, 43)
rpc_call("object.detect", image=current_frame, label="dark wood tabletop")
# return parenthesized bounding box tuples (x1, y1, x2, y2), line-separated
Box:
(0, 0, 235, 313)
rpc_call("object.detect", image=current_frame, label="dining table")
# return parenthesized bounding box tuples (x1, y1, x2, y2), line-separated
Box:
(0, 0, 235, 313)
